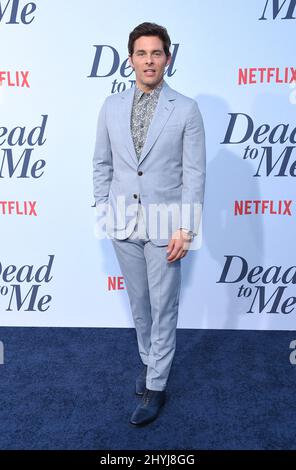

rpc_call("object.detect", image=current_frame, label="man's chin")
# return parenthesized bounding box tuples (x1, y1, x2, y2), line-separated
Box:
(141, 76, 161, 87)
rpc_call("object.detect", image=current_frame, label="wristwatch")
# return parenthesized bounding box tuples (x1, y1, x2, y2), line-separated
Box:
(180, 228, 194, 241)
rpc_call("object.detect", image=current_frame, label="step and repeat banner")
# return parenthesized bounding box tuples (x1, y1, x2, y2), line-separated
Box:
(0, 0, 295, 329)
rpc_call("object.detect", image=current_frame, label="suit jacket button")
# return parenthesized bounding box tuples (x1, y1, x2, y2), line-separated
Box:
(133, 194, 138, 199)
(138, 171, 143, 176)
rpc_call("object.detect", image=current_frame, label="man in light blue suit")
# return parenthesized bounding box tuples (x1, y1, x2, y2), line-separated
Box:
(93, 22, 206, 426)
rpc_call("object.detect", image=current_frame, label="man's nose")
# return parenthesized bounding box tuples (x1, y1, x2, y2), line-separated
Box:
(145, 55, 154, 63)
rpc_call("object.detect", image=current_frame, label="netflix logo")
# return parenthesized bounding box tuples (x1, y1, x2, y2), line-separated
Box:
(0, 71, 30, 88)
(238, 67, 296, 86)
(107, 276, 125, 291)
(234, 200, 293, 216)
(0, 201, 37, 216)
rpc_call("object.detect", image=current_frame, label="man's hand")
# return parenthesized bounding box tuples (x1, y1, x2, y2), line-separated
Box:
(166, 229, 192, 263)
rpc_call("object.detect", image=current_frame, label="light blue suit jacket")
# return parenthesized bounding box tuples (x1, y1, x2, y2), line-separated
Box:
(93, 79, 206, 246)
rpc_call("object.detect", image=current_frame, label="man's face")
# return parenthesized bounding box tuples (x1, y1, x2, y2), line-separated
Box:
(129, 35, 171, 92)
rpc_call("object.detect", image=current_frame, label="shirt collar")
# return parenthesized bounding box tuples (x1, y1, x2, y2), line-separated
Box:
(134, 79, 164, 103)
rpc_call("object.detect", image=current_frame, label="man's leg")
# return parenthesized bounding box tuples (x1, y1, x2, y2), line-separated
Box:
(128, 230, 182, 426)
(111, 203, 181, 392)
(144, 242, 181, 391)
(111, 233, 152, 367)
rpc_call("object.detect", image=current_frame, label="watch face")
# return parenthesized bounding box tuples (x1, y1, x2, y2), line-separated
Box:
(183, 231, 193, 240)
(181, 229, 194, 240)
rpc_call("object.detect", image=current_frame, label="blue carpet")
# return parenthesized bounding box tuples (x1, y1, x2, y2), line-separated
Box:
(0, 327, 295, 450)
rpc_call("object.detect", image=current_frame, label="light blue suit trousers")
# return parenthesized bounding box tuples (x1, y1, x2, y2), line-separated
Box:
(111, 202, 181, 391)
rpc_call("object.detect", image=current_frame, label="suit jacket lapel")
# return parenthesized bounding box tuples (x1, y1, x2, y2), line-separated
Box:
(139, 81, 176, 165)
(120, 86, 138, 166)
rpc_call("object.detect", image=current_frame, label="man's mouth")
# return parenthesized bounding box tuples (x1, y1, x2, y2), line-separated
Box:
(144, 69, 156, 75)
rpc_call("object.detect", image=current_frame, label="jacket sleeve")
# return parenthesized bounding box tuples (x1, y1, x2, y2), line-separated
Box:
(92, 96, 113, 208)
(180, 99, 206, 236)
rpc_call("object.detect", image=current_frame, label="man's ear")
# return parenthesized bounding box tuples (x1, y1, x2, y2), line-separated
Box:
(166, 53, 172, 67)
(128, 55, 134, 69)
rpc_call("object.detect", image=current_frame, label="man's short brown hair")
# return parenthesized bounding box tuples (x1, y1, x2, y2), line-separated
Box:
(128, 22, 171, 57)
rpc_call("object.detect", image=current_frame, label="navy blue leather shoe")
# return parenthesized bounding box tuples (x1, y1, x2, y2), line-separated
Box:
(130, 388, 166, 426)
(135, 365, 147, 396)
